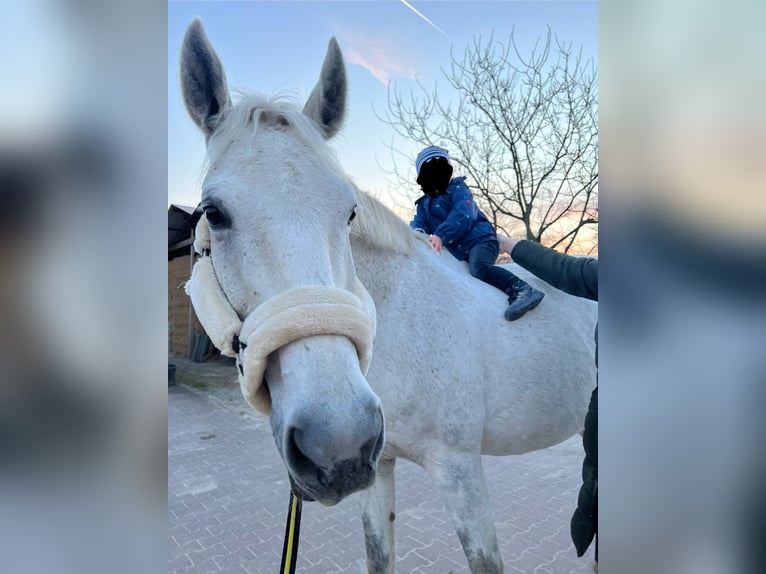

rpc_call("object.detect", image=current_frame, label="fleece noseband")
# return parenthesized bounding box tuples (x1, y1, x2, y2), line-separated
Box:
(185, 214, 377, 414)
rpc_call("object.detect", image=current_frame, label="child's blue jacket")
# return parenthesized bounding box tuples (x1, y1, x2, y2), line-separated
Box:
(410, 177, 496, 261)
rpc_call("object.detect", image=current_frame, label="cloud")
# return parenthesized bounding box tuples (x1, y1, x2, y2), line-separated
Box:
(337, 30, 419, 86)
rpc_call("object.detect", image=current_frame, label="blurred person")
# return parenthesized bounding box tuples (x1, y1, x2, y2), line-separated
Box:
(502, 234, 599, 569)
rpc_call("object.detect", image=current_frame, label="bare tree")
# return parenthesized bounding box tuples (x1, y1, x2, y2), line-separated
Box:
(383, 28, 598, 253)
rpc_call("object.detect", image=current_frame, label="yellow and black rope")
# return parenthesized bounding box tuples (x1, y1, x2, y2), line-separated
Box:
(279, 491, 303, 574)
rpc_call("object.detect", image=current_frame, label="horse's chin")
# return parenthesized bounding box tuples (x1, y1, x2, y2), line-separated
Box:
(288, 475, 317, 503)
(288, 462, 377, 507)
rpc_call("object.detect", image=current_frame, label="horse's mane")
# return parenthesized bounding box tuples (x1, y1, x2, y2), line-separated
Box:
(351, 186, 420, 256)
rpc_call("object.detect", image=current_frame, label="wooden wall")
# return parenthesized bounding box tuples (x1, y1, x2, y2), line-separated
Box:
(168, 255, 202, 356)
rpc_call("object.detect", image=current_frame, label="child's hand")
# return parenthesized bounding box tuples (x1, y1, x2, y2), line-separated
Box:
(428, 234, 443, 254)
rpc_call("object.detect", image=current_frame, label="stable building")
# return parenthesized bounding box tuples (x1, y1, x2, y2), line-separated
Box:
(168, 204, 215, 361)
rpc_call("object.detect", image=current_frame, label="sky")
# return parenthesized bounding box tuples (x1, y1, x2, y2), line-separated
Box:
(168, 1, 597, 211)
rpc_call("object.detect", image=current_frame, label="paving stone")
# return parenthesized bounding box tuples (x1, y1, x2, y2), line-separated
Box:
(169, 378, 597, 573)
(398, 549, 432, 571)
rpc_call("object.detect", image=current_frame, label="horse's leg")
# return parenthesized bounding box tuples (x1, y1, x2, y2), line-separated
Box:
(360, 457, 396, 574)
(426, 453, 503, 573)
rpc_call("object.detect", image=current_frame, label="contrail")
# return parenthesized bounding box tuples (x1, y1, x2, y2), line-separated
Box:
(399, 0, 449, 38)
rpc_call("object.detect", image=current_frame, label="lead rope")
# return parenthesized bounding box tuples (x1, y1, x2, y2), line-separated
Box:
(279, 491, 302, 574)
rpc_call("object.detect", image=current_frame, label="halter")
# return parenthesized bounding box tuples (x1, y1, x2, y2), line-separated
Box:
(185, 213, 377, 414)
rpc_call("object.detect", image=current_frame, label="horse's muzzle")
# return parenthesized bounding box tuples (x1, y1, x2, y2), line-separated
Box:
(284, 405, 384, 505)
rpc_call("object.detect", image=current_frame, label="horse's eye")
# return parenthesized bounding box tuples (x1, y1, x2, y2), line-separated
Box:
(348, 205, 357, 225)
(205, 205, 225, 227)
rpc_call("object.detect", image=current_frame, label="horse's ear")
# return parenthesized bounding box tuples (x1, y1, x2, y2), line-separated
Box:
(180, 18, 232, 139)
(303, 37, 347, 139)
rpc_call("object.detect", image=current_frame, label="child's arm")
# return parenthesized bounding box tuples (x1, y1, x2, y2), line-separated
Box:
(409, 199, 431, 234)
(433, 182, 478, 245)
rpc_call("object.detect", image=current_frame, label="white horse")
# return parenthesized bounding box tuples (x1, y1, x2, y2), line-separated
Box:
(180, 19, 597, 573)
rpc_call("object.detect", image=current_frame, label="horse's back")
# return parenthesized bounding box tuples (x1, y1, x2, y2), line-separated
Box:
(479, 269, 596, 454)
(368, 248, 597, 458)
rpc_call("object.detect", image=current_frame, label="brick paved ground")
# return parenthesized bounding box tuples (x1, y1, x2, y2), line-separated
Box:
(168, 361, 596, 573)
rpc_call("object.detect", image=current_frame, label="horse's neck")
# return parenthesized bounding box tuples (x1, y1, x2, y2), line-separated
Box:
(350, 236, 472, 307)
(350, 237, 415, 300)
(347, 191, 493, 319)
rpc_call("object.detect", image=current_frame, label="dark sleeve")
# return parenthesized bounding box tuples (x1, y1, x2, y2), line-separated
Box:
(510, 240, 598, 301)
(409, 199, 431, 234)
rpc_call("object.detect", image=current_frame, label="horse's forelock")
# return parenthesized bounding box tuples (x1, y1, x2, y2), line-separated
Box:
(206, 91, 346, 182)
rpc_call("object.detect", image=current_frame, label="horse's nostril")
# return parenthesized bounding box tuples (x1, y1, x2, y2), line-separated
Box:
(285, 407, 383, 486)
(286, 427, 317, 478)
(361, 408, 385, 467)
(360, 435, 377, 467)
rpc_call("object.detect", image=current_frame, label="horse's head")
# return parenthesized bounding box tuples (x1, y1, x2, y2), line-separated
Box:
(180, 18, 384, 505)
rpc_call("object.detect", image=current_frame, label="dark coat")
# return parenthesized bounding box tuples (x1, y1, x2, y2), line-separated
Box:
(511, 240, 598, 558)
(510, 240, 598, 300)
(410, 177, 496, 261)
